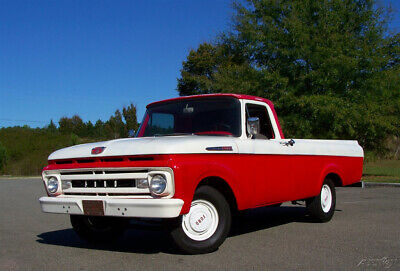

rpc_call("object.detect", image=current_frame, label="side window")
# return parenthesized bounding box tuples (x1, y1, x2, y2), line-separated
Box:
(144, 113, 174, 136)
(246, 103, 275, 139)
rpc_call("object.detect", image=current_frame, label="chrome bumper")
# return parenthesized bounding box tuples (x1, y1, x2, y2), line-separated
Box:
(39, 196, 184, 218)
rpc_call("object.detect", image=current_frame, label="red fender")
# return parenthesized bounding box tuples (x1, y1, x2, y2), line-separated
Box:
(171, 158, 247, 214)
(317, 163, 344, 193)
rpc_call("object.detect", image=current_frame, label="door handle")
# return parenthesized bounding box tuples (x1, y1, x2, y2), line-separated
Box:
(280, 139, 295, 146)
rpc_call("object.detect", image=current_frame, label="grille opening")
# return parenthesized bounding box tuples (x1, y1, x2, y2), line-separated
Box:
(106, 180, 115, 187)
(55, 160, 73, 165)
(117, 180, 136, 187)
(129, 157, 154, 161)
(60, 169, 148, 176)
(70, 179, 137, 188)
(61, 171, 93, 176)
(101, 158, 124, 162)
(104, 170, 148, 174)
(52, 155, 156, 165)
(71, 180, 85, 187)
(57, 168, 155, 196)
(77, 159, 95, 164)
(64, 193, 93, 196)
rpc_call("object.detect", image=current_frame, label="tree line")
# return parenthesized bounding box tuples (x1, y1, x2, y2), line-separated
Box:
(55, 103, 139, 139)
(177, 0, 400, 155)
(0, 103, 139, 175)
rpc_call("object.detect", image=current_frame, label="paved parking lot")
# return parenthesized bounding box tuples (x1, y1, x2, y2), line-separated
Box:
(0, 178, 399, 270)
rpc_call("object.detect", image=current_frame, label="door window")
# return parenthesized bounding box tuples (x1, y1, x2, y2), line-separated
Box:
(246, 104, 275, 139)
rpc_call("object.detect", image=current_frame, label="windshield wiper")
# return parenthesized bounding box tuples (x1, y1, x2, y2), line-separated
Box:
(154, 133, 194, 137)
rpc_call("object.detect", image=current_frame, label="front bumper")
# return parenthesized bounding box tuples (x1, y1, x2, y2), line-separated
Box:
(39, 196, 184, 218)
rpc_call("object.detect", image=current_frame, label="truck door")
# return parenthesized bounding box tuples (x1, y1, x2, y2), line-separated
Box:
(238, 102, 294, 206)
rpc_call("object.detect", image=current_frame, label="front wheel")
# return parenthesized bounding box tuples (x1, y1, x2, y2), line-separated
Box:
(306, 178, 336, 222)
(169, 186, 231, 254)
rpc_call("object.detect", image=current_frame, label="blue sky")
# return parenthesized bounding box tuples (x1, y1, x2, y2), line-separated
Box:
(0, 0, 399, 128)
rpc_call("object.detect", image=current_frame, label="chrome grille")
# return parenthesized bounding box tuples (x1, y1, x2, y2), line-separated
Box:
(70, 179, 136, 188)
(57, 169, 150, 196)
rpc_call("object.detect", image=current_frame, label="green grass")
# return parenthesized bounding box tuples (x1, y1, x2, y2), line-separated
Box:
(363, 159, 400, 183)
(0, 127, 99, 176)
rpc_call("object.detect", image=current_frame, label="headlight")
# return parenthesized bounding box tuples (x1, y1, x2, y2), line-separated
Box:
(47, 177, 59, 194)
(149, 174, 167, 195)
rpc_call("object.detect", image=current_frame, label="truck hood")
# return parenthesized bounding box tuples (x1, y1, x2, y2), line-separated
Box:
(48, 136, 239, 160)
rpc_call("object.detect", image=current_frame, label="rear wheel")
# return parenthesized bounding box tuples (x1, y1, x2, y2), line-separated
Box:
(70, 215, 128, 242)
(306, 178, 336, 222)
(169, 186, 231, 254)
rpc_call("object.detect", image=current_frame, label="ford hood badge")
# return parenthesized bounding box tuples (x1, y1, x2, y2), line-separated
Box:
(91, 146, 106, 155)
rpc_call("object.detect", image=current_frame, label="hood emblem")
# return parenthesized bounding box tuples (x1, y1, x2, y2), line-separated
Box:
(91, 147, 106, 155)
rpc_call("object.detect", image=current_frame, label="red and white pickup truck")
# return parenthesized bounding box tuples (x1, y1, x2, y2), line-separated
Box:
(39, 94, 363, 254)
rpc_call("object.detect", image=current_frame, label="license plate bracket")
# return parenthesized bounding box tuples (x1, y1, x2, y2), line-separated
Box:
(82, 200, 104, 216)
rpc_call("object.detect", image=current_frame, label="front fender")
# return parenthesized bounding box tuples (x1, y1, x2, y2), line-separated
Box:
(170, 155, 249, 214)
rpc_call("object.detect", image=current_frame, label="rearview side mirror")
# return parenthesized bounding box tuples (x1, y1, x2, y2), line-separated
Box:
(247, 117, 260, 138)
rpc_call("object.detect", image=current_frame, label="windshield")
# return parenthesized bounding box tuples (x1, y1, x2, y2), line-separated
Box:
(137, 97, 241, 137)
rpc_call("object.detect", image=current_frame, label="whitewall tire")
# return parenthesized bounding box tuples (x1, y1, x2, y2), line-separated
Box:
(306, 178, 336, 222)
(169, 185, 231, 254)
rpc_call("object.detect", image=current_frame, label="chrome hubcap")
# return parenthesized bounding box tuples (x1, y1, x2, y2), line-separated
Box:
(321, 184, 332, 213)
(182, 199, 219, 241)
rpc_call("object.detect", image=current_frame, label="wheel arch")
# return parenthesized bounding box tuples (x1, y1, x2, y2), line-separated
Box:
(196, 176, 238, 214)
(318, 163, 344, 190)
(325, 172, 343, 187)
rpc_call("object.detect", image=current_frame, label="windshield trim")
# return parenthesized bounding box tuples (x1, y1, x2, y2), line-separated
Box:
(137, 97, 242, 138)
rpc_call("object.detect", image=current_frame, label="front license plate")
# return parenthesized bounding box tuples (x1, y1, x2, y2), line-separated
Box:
(82, 200, 104, 216)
